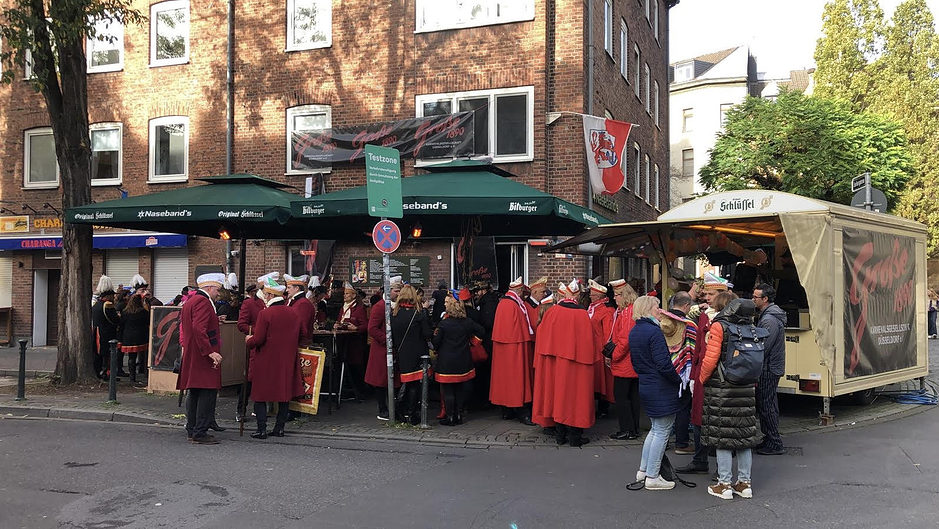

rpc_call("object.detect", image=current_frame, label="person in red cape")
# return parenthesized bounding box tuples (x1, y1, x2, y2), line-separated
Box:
(532, 279, 597, 447)
(236, 272, 277, 422)
(587, 279, 616, 411)
(284, 274, 314, 345)
(489, 276, 537, 425)
(365, 276, 403, 420)
(609, 279, 640, 440)
(177, 273, 225, 445)
(245, 278, 304, 439)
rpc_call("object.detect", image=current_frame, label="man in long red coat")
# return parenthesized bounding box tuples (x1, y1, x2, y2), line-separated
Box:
(236, 272, 277, 422)
(587, 279, 616, 407)
(284, 273, 314, 345)
(178, 273, 225, 444)
(490, 276, 536, 425)
(245, 278, 304, 439)
(366, 276, 402, 420)
(532, 279, 597, 447)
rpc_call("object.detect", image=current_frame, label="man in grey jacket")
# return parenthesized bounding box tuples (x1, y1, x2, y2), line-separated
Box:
(753, 283, 787, 455)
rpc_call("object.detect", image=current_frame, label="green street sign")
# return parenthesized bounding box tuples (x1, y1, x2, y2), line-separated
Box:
(365, 144, 403, 218)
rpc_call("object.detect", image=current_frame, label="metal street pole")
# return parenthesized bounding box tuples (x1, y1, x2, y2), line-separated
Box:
(864, 171, 873, 212)
(14, 339, 27, 401)
(383, 220, 395, 424)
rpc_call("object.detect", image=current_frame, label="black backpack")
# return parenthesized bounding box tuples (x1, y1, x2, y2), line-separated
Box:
(718, 321, 769, 385)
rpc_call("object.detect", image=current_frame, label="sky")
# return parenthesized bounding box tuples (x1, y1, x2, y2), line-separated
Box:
(669, 0, 939, 78)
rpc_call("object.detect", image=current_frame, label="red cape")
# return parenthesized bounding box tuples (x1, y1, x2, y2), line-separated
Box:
(489, 341, 534, 407)
(491, 297, 534, 344)
(246, 303, 304, 402)
(589, 303, 616, 401)
(532, 302, 597, 429)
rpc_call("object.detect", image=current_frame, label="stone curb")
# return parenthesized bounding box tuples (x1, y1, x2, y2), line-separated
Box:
(0, 369, 53, 378)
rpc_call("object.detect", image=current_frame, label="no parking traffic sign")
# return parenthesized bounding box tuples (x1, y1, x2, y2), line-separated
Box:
(372, 219, 401, 254)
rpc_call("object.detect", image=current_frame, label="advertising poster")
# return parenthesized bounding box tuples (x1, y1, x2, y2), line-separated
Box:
(290, 347, 327, 415)
(347, 256, 429, 287)
(148, 306, 181, 371)
(843, 227, 916, 378)
(454, 235, 497, 288)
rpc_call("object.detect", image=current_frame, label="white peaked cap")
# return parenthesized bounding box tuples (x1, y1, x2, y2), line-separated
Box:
(262, 276, 286, 295)
(96, 275, 115, 295)
(540, 294, 555, 305)
(557, 281, 571, 298)
(284, 274, 310, 286)
(389, 276, 404, 287)
(343, 281, 355, 291)
(568, 278, 581, 294)
(257, 271, 280, 285)
(508, 276, 525, 289)
(588, 279, 607, 294)
(197, 273, 226, 288)
(308, 276, 321, 289)
(131, 274, 149, 289)
(225, 273, 238, 290)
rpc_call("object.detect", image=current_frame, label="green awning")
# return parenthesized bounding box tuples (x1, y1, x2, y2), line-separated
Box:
(66, 174, 299, 239)
(290, 169, 611, 237)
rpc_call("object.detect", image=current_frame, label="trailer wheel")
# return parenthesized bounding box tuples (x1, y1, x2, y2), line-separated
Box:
(851, 388, 877, 406)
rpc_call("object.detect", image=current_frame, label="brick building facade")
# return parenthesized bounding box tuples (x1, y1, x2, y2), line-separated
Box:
(0, 0, 672, 344)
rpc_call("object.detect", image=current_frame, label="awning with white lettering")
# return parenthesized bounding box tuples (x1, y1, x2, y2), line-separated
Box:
(0, 232, 187, 251)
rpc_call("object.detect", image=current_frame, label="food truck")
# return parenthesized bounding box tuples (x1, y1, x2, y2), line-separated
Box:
(551, 190, 928, 418)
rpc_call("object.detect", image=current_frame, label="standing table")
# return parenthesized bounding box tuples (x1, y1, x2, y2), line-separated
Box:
(310, 328, 360, 413)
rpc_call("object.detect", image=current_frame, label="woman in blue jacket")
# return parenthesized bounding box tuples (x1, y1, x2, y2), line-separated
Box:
(629, 295, 683, 490)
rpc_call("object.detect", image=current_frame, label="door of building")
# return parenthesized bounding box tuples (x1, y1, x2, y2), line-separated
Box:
(494, 242, 527, 293)
(0, 257, 11, 307)
(45, 269, 60, 346)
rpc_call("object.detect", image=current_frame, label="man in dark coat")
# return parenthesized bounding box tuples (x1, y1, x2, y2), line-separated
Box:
(245, 279, 304, 438)
(753, 283, 787, 455)
(178, 273, 225, 444)
(91, 275, 120, 379)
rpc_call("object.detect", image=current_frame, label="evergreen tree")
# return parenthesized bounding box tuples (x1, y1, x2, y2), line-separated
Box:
(813, 0, 884, 109)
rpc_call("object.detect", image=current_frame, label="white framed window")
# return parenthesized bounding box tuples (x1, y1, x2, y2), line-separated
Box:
(619, 20, 627, 79)
(24, 128, 58, 189)
(415, 0, 535, 33)
(148, 116, 189, 182)
(644, 63, 651, 114)
(654, 80, 660, 126)
(720, 103, 734, 127)
(150, 1, 189, 67)
(87, 14, 124, 73)
(644, 154, 650, 203)
(91, 123, 122, 186)
(654, 164, 660, 209)
(415, 86, 534, 163)
(286, 0, 332, 51)
(681, 148, 694, 177)
(286, 104, 332, 174)
(633, 44, 640, 98)
(633, 142, 640, 195)
(603, 0, 613, 56)
(682, 108, 694, 133)
(653, 0, 659, 41)
(674, 61, 693, 83)
(24, 45, 34, 79)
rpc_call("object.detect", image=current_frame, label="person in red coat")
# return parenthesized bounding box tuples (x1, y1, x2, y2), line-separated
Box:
(245, 279, 304, 439)
(335, 281, 368, 399)
(236, 273, 276, 421)
(532, 279, 597, 447)
(284, 274, 314, 345)
(608, 279, 640, 440)
(177, 273, 225, 445)
(365, 276, 402, 420)
(587, 279, 616, 409)
(490, 276, 537, 424)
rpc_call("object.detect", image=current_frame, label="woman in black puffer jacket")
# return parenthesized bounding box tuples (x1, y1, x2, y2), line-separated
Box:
(698, 297, 763, 501)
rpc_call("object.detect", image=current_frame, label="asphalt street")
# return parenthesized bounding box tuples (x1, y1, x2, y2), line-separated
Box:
(1, 404, 937, 529)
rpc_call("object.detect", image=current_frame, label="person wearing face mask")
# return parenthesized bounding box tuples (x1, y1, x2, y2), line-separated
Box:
(629, 295, 683, 490)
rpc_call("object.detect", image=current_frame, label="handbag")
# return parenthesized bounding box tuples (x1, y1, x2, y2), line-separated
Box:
(601, 339, 616, 358)
(626, 454, 697, 490)
(470, 335, 488, 363)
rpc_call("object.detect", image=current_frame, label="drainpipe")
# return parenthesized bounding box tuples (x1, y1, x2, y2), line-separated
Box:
(225, 0, 235, 274)
(585, 0, 595, 280)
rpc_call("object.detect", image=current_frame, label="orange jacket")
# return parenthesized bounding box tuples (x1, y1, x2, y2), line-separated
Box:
(611, 305, 638, 378)
(698, 322, 724, 384)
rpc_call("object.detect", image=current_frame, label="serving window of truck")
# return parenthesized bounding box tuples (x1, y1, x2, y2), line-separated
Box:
(550, 190, 928, 408)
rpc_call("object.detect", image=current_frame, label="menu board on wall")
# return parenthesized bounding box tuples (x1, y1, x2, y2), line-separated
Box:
(348, 256, 430, 287)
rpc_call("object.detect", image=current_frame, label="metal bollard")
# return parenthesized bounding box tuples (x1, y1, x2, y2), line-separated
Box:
(419, 354, 430, 429)
(14, 339, 27, 401)
(107, 339, 119, 403)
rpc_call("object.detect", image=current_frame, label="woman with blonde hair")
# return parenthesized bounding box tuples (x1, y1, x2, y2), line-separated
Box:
(608, 280, 640, 440)
(391, 285, 433, 424)
(432, 295, 484, 425)
(629, 295, 683, 490)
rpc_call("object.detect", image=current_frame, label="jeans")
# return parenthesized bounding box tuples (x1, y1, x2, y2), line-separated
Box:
(717, 448, 752, 484)
(639, 414, 675, 479)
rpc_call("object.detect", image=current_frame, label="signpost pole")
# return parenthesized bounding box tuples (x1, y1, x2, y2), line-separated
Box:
(864, 171, 872, 212)
(383, 231, 395, 424)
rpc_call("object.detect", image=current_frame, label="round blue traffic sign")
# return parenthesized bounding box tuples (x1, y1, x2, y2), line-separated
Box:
(372, 220, 401, 254)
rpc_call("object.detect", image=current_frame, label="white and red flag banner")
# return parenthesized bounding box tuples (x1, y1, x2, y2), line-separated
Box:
(582, 115, 633, 195)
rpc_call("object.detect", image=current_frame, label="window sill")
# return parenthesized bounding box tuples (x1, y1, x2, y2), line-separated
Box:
(92, 179, 123, 187)
(285, 42, 331, 53)
(23, 182, 59, 190)
(285, 169, 332, 176)
(149, 58, 189, 68)
(148, 176, 188, 184)
(88, 65, 124, 74)
(414, 16, 536, 34)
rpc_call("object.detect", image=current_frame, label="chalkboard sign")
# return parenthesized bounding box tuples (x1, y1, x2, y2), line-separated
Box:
(149, 306, 181, 371)
(348, 256, 429, 287)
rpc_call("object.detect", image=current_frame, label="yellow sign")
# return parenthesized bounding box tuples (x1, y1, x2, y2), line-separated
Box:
(33, 217, 62, 229)
(289, 347, 327, 415)
(0, 216, 29, 233)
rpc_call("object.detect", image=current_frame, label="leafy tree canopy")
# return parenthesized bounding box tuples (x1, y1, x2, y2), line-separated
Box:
(698, 90, 913, 206)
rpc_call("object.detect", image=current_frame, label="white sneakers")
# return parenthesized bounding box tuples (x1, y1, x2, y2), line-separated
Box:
(636, 470, 647, 481)
(644, 475, 676, 490)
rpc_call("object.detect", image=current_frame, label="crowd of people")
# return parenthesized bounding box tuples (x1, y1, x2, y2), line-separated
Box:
(92, 267, 789, 501)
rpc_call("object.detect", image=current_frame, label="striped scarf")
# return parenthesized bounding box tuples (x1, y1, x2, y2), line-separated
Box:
(670, 317, 697, 395)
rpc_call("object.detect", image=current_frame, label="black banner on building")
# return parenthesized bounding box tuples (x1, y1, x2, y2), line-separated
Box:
(290, 112, 475, 170)
(454, 235, 498, 289)
(149, 306, 182, 371)
(843, 227, 916, 378)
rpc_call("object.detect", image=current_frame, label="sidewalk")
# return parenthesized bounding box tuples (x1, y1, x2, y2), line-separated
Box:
(1, 342, 936, 448)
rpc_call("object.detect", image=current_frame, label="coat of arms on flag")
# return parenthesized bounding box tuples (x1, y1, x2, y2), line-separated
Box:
(582, 115, 634, 195)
